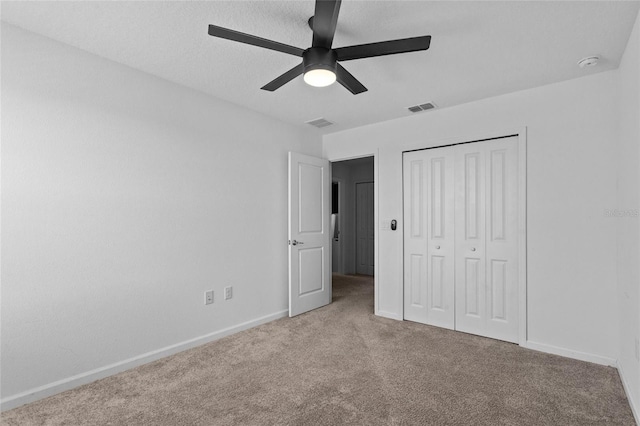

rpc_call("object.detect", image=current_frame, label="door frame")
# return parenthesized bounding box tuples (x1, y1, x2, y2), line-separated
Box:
(401, 128, 527, 346)
(329, 153, 379, 315)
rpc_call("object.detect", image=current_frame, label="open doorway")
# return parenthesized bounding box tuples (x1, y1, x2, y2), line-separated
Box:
(331, 157, 375, 286)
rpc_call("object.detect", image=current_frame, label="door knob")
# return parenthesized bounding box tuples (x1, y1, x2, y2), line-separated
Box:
(435, 245, 440, 250)
(292, 240, 304, 246)
(470, 247, 476, 251)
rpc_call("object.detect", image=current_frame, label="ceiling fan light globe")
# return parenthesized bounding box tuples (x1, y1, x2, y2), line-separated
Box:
(303, 68, 336, 87)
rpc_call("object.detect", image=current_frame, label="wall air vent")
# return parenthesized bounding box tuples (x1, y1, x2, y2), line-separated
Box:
(407, 102, 437, 113)
(306, 118, 334, 128)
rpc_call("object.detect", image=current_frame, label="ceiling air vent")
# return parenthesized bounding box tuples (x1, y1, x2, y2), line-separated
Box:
(407, 102, 437, 113)
(306, 118, 334, 128)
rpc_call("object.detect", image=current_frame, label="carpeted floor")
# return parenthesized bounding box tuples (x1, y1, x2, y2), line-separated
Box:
(1, 274, 635, 425)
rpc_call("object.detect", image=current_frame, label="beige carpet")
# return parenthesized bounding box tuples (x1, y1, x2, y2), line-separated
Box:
(1, 274, 635, 425)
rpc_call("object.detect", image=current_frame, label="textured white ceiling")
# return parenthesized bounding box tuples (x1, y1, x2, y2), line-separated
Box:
(2, 1, 639, 134)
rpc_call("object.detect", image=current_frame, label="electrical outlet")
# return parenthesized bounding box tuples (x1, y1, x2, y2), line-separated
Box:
(205, 290, 214, 305)
(224, 286, 233, 300)
(635, 338, 639, 362)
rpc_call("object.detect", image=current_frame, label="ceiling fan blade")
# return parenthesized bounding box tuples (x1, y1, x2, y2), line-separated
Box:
(208, 25, 304, 57)
(336, 63, 367, 95)
(312, 0, 341, 49)
(261, 63, 305, 91)
(335, 35, 431, 61)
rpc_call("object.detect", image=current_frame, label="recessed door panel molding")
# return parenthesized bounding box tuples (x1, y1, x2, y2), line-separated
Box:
(403, 134, 523, 344)
(464, 257, 481, 316)
(490, 259, 507, 321)
(464, 153, 481, 240)
(490, 150, 507, 241)
(298, 163, 324, 234)
(410, 160, 423, 238)
(298, 247, 324, 296)
(431, 157, 445, 238)
(430, 255, 445, 310)
(410, 254, 424, 307)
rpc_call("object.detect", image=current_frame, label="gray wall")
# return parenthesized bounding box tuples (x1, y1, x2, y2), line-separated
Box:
(615, 10, 640, 417)
(1, 24, 321, 405)
(324, 70, 620, 363)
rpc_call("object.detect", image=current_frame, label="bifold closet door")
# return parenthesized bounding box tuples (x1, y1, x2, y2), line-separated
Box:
(403, 137, 520, 343)
(454, 137, 519, 343)
(403, 147, 455, 329)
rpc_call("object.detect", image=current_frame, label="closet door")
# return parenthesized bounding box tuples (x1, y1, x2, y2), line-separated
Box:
(403, 147, 455, 329)
(454, 137, 519, 343)
(483, 138, 519, 342)
(453, 143, 487, 337)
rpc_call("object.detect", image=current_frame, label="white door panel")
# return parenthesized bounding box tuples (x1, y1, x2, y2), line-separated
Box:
(404, 157, 428, 322)
(403, 148, 455, 329)
(289, 152, 331, 317)
(483, 139, 519, 342)
(454, 138, 519, 343)
(454, 145, 488, 336)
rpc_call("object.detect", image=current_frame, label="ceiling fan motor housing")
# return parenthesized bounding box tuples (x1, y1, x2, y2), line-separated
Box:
(303, 47, 338, 74)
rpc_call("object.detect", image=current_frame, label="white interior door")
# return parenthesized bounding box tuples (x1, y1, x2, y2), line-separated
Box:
(403, 147, 455, 329)
(454, 138, 519, 342)
(356, 182, 374, 276)
(288, 152, 331, 317)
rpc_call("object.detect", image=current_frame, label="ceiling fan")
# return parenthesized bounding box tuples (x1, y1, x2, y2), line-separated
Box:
(207, 0, 431, 95)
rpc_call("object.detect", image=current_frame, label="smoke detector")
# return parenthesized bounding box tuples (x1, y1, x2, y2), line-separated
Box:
(577, 56, 599, 68)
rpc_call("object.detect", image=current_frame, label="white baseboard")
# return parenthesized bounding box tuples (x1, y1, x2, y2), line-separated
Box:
(376, 310, 403, 321)
(617, 361, 640, 425)
(0, 309, 289, 412)
(523, 340, 617, 367)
